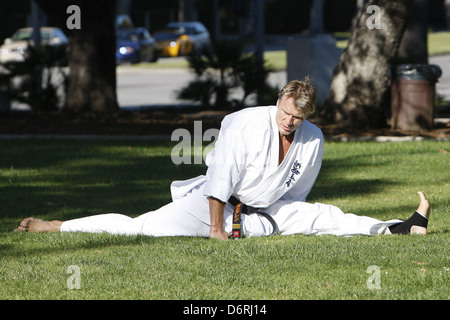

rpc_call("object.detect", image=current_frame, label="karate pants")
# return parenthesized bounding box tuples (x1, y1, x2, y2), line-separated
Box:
(60, 184, 401, 237)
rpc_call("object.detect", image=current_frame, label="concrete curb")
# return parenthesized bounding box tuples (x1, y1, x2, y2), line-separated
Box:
(0, 134, 173, 141)
(0, 134, 449, 142)
(325, 135, 450, 142)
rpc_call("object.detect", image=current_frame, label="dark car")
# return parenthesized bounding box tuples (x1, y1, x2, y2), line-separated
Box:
(116, 27, 158, 64)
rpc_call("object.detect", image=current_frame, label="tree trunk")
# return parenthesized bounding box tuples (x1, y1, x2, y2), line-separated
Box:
(320, 0, 413, 129)
(308, 0, 325, 33)
(446, 0, 450, 29)
(35, 0, 118, 114)
(397, 0, 429, 64)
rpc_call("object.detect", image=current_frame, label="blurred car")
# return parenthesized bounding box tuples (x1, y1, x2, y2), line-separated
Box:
(154, 21, 211, 57)
(0, 27, 68, 64)
(116, 27, 158, 64)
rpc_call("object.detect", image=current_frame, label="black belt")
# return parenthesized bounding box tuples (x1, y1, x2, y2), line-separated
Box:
(228, 196, 278, 239)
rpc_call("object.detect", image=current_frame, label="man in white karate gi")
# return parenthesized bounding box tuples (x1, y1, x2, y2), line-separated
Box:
(16, 78, 431, 239)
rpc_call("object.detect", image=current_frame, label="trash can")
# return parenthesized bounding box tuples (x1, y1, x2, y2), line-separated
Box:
(391, 64, 442, 130)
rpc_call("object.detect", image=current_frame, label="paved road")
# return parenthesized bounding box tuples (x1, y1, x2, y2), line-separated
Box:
(117, 64, 193, 108)
(430, 54, 450, 101)
(118, 55, 449, 109)
(9, 54, 449, 111)
(116, 57, 287, 108)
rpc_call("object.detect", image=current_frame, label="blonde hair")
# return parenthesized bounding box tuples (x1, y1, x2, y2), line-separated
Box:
(278, 77, 317, 118)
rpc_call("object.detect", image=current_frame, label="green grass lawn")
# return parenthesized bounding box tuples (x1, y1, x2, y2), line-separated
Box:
(121, 49, 286, 70)
(0, 139, 448, 300)
(336, 31, 450, 56)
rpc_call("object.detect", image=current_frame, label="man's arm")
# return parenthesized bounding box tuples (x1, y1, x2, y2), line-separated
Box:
(209, 197, 229, 240)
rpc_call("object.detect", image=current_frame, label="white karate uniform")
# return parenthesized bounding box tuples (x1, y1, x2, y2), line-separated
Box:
(61, 106, 401, 237)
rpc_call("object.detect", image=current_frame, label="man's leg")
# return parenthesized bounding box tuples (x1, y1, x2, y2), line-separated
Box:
(15, 202, 211, 237)
(15, 214, 138, 234)
(273, 191, 431, 236)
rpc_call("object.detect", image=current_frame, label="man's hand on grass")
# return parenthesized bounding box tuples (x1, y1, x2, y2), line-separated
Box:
(209, 228, 229, 240)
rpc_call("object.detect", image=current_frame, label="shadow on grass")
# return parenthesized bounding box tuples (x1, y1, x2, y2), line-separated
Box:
(308, 155, 399, 199)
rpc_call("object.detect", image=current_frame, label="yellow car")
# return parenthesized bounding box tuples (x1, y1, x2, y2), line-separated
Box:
(156, 33, 193, 57)
(154, 22, 211, 57)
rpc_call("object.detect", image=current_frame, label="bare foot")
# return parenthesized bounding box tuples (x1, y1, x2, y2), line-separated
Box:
(415, 191, 430, 219)
(411, 191, 430, 235)
(15, 217, 63, 233)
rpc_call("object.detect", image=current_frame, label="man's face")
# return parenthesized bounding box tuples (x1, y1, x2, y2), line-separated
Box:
(275, 96, 305, 136)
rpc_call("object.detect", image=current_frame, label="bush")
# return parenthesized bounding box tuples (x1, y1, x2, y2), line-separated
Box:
(177, 40, 278, 109)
